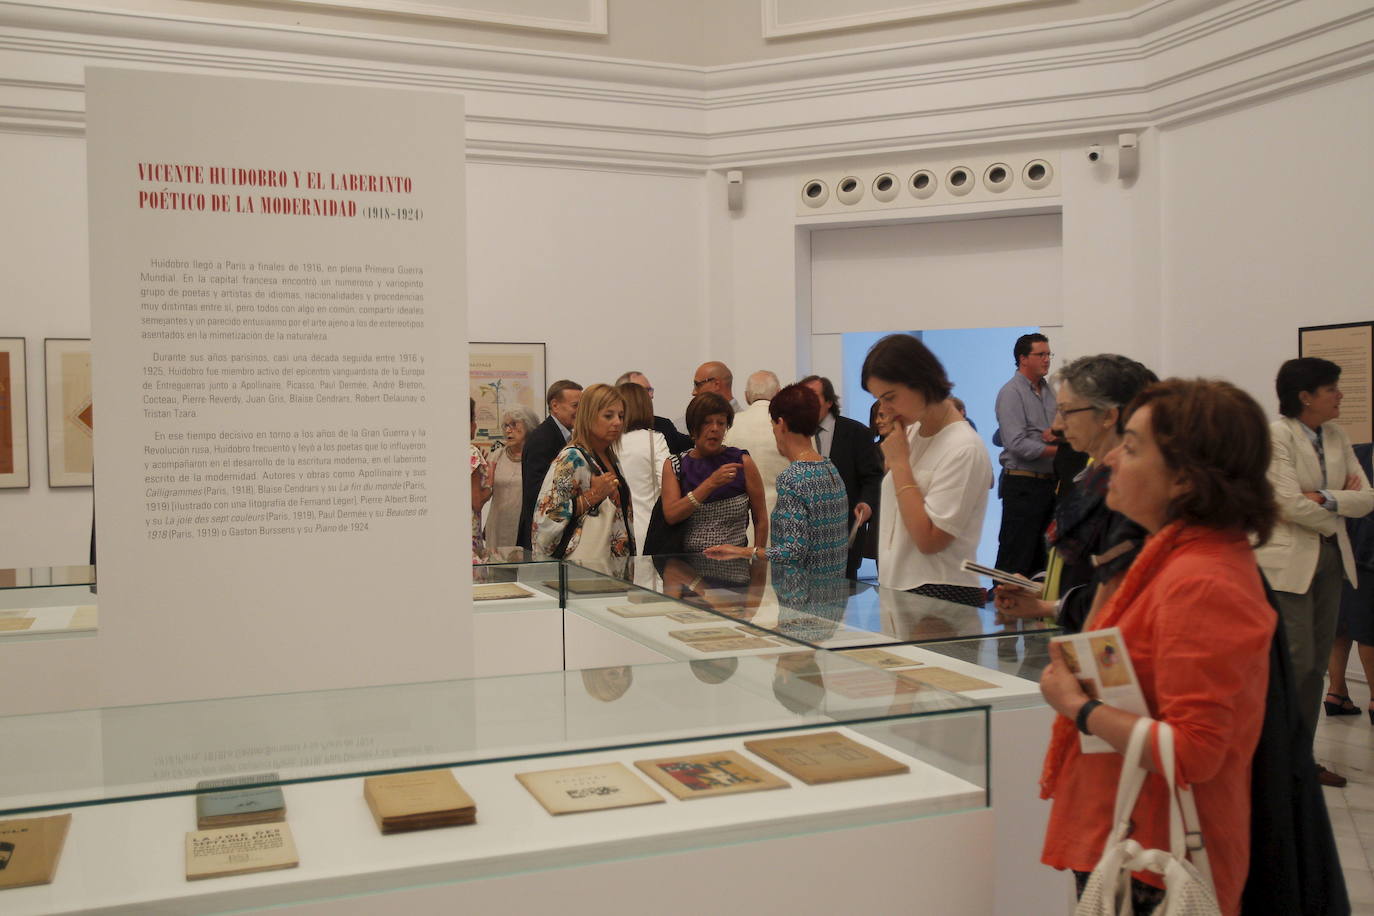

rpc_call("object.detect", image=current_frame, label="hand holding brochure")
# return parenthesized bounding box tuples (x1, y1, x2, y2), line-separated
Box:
(959, 559, 1042, 595)
(1050, 627, 1150, 753)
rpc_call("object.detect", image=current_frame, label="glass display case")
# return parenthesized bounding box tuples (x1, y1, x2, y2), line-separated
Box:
(0, 566, 98, 639)
(566, 554, 1061, 656)
(0, 655, 990, 914)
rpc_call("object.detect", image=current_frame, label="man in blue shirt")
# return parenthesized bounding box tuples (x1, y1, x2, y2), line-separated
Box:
(994, 333, 1058, 578)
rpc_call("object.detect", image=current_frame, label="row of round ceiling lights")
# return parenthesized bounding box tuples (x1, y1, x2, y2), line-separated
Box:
(801, 159, 1054, 208)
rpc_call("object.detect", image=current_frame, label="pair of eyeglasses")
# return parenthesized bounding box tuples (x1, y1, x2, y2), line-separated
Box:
(1033, 351, 1054, 359)
(1055, 404, 1095, 418)
(692, 377, 718, 390)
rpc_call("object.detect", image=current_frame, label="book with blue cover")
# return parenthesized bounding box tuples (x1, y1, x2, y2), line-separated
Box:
(195, 773, 286, 830)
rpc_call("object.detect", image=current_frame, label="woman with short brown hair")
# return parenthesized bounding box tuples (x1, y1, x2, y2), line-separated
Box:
(1039, 379, 1277, 915)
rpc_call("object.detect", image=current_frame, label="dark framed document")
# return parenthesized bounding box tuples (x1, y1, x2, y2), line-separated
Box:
(1300, 321, 1373, 445)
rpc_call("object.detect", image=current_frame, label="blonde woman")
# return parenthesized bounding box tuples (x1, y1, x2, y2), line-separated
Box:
(531, 383, 634, 560)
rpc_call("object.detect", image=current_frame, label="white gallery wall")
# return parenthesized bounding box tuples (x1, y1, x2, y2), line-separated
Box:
(0, 0, 1372, 564)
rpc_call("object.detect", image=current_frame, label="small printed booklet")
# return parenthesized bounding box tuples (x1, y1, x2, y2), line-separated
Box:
(634, 751, 789, 801)
(185, 823, 299, 881)
(959, 559, 1042, 594)
(1050, 627, 1150, 753)
(0, 814, 71, 890)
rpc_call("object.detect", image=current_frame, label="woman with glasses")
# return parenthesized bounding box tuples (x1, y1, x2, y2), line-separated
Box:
(995, 354, 1157, 632)
(483, 405, 540, 550)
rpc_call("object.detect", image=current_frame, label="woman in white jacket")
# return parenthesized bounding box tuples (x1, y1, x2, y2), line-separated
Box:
(614, 381, 668, 551)
(1255, 356, 1374, 787)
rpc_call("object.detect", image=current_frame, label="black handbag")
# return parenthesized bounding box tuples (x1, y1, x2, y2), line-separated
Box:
(642, 453, 685, 556)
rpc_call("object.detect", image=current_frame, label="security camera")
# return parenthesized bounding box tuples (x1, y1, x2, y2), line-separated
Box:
(1086, 144, 1104, 163)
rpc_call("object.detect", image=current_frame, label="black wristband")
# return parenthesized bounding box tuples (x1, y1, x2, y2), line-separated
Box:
(1076, 699, 1104, 735)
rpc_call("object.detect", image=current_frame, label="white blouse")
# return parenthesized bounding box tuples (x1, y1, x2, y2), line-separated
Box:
(877, 419, 992, 591)
(615, 428, 669, 550)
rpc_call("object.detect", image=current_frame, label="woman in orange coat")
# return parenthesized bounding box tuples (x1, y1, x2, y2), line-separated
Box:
(1038, 379, 1278, 915)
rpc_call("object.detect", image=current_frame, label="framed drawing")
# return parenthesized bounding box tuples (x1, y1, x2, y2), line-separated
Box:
(469, 342, 546, 450)
(44, 338, 94, 487)
(0, 338, 30, 489)
(1300, 321, 1373, 445)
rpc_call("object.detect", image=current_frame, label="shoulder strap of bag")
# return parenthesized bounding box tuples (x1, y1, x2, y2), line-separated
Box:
(1156, 721, 1215, 889)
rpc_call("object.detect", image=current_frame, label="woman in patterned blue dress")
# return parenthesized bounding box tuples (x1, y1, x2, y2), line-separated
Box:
(705, 384, 848, 575)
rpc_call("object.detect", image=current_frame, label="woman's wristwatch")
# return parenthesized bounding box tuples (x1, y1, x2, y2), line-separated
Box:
(1075, 699, 1104, 735)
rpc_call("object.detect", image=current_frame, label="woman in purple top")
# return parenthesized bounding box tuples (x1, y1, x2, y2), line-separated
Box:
(660, 393, 768, 554)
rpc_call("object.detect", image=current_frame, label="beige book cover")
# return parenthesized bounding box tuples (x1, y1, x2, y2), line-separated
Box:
(667, 627, 745, 643)
(635, 751, 789, 801)
(837, 648, 923, 669)
(801, 668, 926, 700)
(516, 763, 665, 815)
(689, 636, 780, 653)
(67, 605, 98, 630)
(0, 617, 34, 632)
(472, 583, 535, 601)
(743, 731, 909, 785)
(184, 823, 299, 881)
(665, 610, 722, 624)
(0, 814, 71, 891)
(606, 602, 677, 618)
(897, 667, 999, 693)
(364, 770, 474, 826)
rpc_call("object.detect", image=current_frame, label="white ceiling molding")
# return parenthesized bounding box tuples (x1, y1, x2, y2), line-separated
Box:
(284, 0, 607, 35)
(0, 0, 1371, 173)
(762, 0, 1052, 40)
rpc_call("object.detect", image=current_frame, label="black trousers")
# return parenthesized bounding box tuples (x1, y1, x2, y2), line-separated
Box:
(994, 473, 1056, 578)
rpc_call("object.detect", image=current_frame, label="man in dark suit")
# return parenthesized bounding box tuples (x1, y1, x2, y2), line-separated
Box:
(515, 379, 582, 551)
(616, 370, 691, 453)
(801, 375, 884, 579)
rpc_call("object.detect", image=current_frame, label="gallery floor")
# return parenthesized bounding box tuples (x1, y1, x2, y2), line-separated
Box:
(1319, 706, 1374, 913)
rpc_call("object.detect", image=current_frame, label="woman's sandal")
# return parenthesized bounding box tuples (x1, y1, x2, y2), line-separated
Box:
(1324, 692, 1360, 716)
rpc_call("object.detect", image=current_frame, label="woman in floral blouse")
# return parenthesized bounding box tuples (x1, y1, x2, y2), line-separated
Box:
(531, 383, 635, 560)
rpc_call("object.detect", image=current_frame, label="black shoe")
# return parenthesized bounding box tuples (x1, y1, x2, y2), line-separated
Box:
(1324, 692, 1360, 716)
(1317, 765, 1348, 788)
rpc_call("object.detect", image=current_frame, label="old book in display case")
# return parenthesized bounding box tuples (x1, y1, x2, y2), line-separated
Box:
(195, 772, 286, 830)
(634, 751, 790, 801)
(0, 814, 70, 891)
(184, 823, 299, 881)
(516, 762, 665, 815)
(743, 731, 910, 786)
(363, 769, 476, 834)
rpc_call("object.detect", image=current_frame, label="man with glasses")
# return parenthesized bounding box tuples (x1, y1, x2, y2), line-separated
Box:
(993, 333, 1058, 580)
(616, 370, 690, 452)
(677, 362, 742, 435)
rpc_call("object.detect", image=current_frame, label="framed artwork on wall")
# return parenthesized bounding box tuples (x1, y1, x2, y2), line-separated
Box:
(44, 338, 94, 487)
(469, 342, 546, 450)
(0, 337, 30, 489)
(1299, 321, 1373, 445)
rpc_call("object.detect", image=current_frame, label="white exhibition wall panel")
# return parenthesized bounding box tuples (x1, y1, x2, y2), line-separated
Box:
(0, 134, 93, 568)
(809, 213, 1063, 335)
(464, 162, 707, 423)
(1160, 69, 1374, 417)
(87, 69, 471, 704)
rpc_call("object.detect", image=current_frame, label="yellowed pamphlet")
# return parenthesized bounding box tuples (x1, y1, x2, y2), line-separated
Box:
(743, 731, 909, 785)
(0, 617, 34, 632)
(837, 648, 922, 669)
(185, 823, 299, 881)
(516, 763, 664, 815)
(0, 814, 71, 890)
(472, 583, 535, 601)
(897, 667, 999, 693)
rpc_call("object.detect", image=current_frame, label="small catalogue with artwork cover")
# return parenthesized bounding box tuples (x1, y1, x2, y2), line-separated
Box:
(634, 751, 789, 801)
(743, 731, 909, 786)
(516, 763, 664, 815)
(184, 823, 299, 881)
(0, 814, 70, 891)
